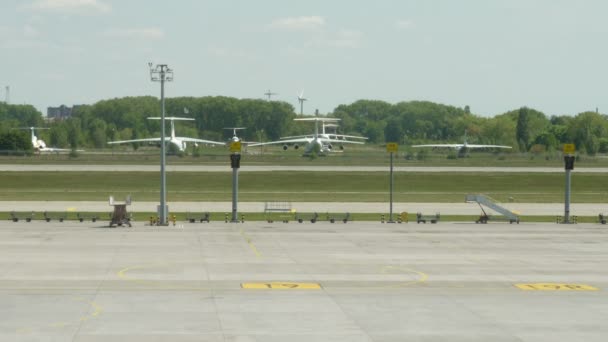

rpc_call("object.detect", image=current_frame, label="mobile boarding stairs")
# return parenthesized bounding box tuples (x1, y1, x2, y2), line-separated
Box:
(465, 194, 519, 224)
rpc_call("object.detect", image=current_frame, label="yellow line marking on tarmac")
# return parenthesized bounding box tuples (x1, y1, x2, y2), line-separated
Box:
(239, 228, 262, 257)
(116, 263, 208, 291)
(16, 296, 102, 334)
(381, 265, 429, 288)
(515, 283, 599, 291)
(242, 282, 321, 290)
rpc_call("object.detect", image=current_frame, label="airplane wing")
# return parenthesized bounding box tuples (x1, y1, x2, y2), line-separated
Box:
(177, 137, 226, 146)
(249, 137, 312, 147)
(39, 147, 72, 152)
(465, 144, 512, 149)
(108, 138, 163, 145)
(412, 144, 464, 149)
(318, 138, 365, 145)
(279, 135, 313, 140)
(329, 134, 368, 140)
(412, 143, 512, 149)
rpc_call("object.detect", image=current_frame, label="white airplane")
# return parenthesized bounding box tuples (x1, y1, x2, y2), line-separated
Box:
(17, 127, 71, 153)
(279, 122, 368, 142)
(250, 118, 365, 155)
(412, 131, 512, 151)
(108, 117, 225, 152)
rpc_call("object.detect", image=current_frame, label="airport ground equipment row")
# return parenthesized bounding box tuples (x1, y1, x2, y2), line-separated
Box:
(599, 214, 607, 224)
(465, 194, 520, 224)
(9, 211, 100, 222)
(416, 212, 440, 224)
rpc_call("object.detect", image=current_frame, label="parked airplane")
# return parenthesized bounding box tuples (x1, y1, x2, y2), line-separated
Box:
(108, 117, 225, 152)
(17, 127, 71, 153)
(279, 122, 368, 142)
(412, 131, 512, 152)
(249, 118, 365, 155)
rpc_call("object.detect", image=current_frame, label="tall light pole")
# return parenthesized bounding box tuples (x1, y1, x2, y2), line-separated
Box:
(149, 63, 173, 225)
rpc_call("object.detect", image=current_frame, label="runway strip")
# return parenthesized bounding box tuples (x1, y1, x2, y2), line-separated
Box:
(2, 164, 608, 172)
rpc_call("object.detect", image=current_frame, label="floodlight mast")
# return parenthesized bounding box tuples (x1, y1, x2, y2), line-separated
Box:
(149, 63, 173, 225)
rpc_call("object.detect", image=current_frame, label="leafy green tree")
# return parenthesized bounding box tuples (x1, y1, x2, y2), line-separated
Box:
(532, 131, 558, 151)
(384, 117, 403, 143)
(568, 111, 608, 155)
(49, 124, 69, 148)
(0, 130, 33, 153)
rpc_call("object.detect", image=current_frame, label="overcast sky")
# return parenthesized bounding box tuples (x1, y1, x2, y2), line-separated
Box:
(1, 0, 607, 117)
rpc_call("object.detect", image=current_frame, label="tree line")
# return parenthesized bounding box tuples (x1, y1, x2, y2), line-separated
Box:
(1, 98, 607, 154)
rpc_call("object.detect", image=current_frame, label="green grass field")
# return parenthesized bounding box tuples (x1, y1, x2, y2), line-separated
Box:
(2, 171, 607, 203)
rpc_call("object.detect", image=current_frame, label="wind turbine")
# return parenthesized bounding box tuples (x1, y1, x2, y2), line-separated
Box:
(264, 89, 277, 101)
(297, 91, 307, 115)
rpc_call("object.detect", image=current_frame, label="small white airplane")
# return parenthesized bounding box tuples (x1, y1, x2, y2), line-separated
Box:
(17, 127, 71, 153)
(412, 131, 512, 151)
(250, 118, 365, 155)
(108, 117, 225, 152)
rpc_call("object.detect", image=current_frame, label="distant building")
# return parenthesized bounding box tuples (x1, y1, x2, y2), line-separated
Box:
(47, 105, 82, 121)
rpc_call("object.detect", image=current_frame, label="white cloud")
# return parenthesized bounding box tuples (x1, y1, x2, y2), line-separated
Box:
(25, 0, 111, 14)
(302, 29, 363, 50)
(395, 19, 414, 30)
(23, 25, 40, 38)
(327, 29, 362, 48)
(269, 16, 325, 31)
(103, 28, 165, 40)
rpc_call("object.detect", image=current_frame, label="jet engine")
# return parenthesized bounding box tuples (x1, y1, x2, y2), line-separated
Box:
(339, 145, 344, 150)
(327, 144, 333, 150)
(294, 144, 299, 150)
(282, 144, 288, 150)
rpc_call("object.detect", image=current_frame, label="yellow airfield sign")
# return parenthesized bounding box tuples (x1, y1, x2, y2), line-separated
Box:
(241, 282, 321, 290)
(563, 144, 575, 154)
(515, 283, 598, 291)
(229, 141, 242, 153)
(386, 142, 398, 153)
